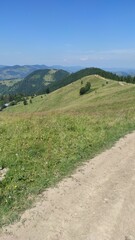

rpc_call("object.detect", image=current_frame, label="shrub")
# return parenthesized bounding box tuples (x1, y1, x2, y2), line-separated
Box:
(79, 82, 91, 95)
(85, 82, 91, 91)
(23, 98, 28, 105)
(80, 87, 86, 95)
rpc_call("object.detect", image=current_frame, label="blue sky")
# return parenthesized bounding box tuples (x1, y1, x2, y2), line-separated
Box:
(1, 0, 135, 67)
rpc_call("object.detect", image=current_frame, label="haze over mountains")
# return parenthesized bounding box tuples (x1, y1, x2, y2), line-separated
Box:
(0, 65, 135, 81)
(104, 68, 135, 77)
(0, 65, 82, 80)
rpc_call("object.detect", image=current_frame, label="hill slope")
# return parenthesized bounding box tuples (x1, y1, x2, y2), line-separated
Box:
(8, 69, 69, 95)
(5, 74, 135, 114)
(39, 67, 135, 94)
(1, 75, 135, 226)
(1, 67, 135, 96)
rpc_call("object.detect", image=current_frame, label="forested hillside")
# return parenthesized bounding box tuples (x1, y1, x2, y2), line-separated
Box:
(8, 69, 69, 95)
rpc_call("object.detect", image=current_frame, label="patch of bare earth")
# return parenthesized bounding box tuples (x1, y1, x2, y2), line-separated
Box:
(0, 168, 8, 182)
(0, 132, 135, 240)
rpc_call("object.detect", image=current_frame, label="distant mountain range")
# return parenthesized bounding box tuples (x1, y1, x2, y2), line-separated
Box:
(0, 65, 135, 81)
(104, 68, 135, 77)
(0, 65, 82, 80)
(0, 65, 49, 80)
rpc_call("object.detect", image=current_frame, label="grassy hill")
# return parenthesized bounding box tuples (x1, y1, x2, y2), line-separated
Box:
(38, 67, 119, 94)
(39, 67, 135, 94)
(0, 75, 135, 226)
(1, 67, 135, 96)
(0, 67, 116, 96)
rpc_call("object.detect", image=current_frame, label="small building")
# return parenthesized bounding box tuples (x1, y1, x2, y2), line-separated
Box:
(4, 103, 10, 107)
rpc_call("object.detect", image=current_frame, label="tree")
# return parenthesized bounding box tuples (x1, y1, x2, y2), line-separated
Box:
(79, 82, 91, 95)
(85, 82, 91, 91)
(46, 88, 50, 94)
(80, 87, 86, 95)
(23, 98, 28, 105)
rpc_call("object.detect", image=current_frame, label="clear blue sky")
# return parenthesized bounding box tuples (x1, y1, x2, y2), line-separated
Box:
(1, 0, 135, 67)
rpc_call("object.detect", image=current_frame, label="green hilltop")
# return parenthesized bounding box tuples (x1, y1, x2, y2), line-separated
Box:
(40, 67, 135, 94)
(5, 74, 135, 114)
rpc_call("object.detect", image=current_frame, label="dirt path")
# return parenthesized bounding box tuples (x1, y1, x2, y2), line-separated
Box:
(0, 132, 135, 240)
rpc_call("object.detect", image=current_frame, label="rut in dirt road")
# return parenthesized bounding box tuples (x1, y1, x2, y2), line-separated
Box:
(0, 132, 135, 240)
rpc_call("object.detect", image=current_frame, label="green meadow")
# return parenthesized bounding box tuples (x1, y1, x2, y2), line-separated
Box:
(0, 75, 135, 226)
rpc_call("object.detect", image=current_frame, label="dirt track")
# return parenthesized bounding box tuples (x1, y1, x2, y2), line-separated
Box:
(0, 132, 135, 240)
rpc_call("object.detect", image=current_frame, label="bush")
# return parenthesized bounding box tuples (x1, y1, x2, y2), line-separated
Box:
(80, 87, 86, 95)
(85, 82, 91, 91)
(23, 98, 28, 105)
(80, 82, 91, 95)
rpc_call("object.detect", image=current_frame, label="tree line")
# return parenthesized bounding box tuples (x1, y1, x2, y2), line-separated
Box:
(0, 93, 27, 110)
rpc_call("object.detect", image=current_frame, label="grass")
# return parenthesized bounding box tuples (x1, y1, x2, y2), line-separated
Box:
(0, 75, 135, 227)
